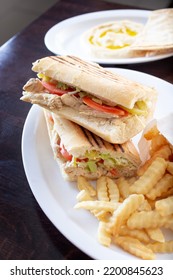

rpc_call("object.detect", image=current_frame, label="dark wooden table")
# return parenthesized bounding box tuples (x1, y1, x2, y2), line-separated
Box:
(0, 0, 173, 260)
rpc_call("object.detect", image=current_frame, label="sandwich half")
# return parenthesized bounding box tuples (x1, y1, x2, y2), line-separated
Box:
(44, 109, 141, 181)
(21, 55, 157, 143)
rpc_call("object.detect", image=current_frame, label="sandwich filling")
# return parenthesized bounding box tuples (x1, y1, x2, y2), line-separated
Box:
(46, 112, 140, 178)
(25, 74, 150, 119)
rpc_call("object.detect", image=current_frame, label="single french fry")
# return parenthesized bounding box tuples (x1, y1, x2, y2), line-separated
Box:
(127, 210, 170, 229)
(130, 157, 167, 195)
(160, 187, 173, 199)
(155, 196, 173, 216)
(116, 177, 130, 199)
(167, 162, 173, 175)
(96, 176, 109, 201)
(77, 176, 96, 196)
(138, 199, 152, 211)
(146, 228, 165, 243)
(76, 190, 111, 221)
(92, 210, 111, 221)
(147, 240, 173, 253)
(127, 177, 137, 186)
(74, 200, 120, 212)
(144, 125, 159, 140)
(137, 146, 171, 176)
(98, 221, 112, 247)
(76, 189, 94, 202)
(146, 173, 173, 200)
(106, 177, 120, 202)
(150, 134, 168, 156)
(114, 236, 155, 260)
(119, 226, 150, 243)
(164, 216, 173, 231)
(107, 194, 144, 235)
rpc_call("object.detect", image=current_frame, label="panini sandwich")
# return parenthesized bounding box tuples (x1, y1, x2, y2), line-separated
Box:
(21, 55, 157, 143)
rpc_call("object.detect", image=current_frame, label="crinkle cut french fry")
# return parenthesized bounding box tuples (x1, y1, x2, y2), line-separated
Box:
(146, 173, 173, 200)
(127, 210, 170, 229)
(130, 157, 167, 195)
(155, 195, 173, 216)
(147, 240, 173, 253)
(114, 236, 155, 260)
(107, 194, 144, 235)
(76, 189, 94, 202)
(76, 189, 111, 221)
(164, 216, 173, 231)
(146, 228, 165, 243)
(106, 177, 120, 202)
(92, 209, 111, 221)
(160, 187, 173, 199)
(127, 177, 137, 186)
(98, 221, 112, 247)
(96, 176, 109, 201)
(116, 177, 130, 199)
(137, 146, 171, 176)
(167, 162, 173, 175)
(77, 176, 96, 196)
(150, 134, 169, 156)
(138, 199, 152, 211)
(74, 200, 120, 212)
(119, 226, 150, 243)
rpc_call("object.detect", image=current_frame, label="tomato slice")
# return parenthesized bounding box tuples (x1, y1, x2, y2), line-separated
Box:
(76, 158, 88, 162)
(41, 81, 70, 96)
(109, 168, 119, 176)
(82, 96, 127, 116)
(60, 143, 72, 161)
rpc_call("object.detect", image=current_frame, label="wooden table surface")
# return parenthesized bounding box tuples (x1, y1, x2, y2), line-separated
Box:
(0, 0, 173, 260)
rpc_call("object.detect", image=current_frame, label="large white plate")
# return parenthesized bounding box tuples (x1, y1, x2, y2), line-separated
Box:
(22, 69, 173, 260)
(44, 10, 173, 65)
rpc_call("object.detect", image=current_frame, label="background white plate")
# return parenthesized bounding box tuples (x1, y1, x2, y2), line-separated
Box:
(22, 68, 173, 260)
(44, 10, 173, 65)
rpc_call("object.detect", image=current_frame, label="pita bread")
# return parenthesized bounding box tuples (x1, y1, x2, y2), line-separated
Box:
(131, 8, 173, 52)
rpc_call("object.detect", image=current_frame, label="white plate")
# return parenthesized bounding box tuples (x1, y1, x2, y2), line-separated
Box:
(44, 10, 173, 65)
(22, 68, 173, 260)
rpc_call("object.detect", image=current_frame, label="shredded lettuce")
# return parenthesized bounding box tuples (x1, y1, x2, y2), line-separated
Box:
(103, 158, 116, 167)
(72, 149, 133, 173)
(85, 150, 99, 159)
(87, 161, 97, 172)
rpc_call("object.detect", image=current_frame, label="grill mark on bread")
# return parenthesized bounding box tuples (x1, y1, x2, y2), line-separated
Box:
(81, 125, 125, 154)
(118, 144, 125, 153)
(91, 133, 105, 149)
(82, 128, 99, 148)
(49, 56, 120, 83)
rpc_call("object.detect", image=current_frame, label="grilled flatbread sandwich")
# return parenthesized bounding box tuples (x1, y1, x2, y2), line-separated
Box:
(44, 110, 141, 181)
(21, 55, 157, 144)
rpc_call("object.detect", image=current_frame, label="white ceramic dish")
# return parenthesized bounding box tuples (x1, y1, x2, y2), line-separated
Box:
(22, 68, 173, 259)
(44, 10, 173, 64)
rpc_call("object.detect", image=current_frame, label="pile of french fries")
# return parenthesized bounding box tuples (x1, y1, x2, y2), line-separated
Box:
(74, 126, 173, 260)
